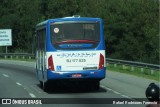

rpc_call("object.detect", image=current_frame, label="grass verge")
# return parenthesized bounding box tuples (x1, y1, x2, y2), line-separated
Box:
(107, 64, 159, 81)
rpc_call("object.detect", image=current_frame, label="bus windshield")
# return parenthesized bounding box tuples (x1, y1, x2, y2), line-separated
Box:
(50, 22, 100, 49)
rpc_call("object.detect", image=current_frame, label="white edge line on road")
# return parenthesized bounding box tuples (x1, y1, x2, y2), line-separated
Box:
(29, 93, 36, 98)
(101, 85, 112, 91)
(112, 90, 121, 95)
(121, 94, 131, 98)
(101, 85, 131, 99)
(2, 74, 9, 77)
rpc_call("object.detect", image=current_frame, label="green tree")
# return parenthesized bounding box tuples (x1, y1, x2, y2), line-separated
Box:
(0, 0, 158, 64)
(103, 0, 159, 64)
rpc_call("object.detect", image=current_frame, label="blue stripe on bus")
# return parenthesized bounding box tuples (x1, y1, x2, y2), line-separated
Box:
(59, 44, 93, 48)
(47, 67, 106, 80)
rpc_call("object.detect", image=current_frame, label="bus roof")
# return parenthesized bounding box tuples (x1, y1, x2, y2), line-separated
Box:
(36, 16, 102, 28)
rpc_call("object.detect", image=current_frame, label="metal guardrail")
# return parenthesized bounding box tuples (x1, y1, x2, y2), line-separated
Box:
(0, 53, 159, 70)
(0, 53, 34, 60)
(106, 58, 160, 70)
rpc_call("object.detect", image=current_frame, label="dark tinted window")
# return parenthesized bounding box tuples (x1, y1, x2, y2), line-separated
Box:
(50, 22, 100, 49)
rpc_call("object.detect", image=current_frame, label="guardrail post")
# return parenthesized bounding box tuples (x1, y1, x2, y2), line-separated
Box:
(150, 70, 154, 75)
(141, 68, 144, 73)
(10, 56, 12, 60)
(4, 55, 7, 59)
(23, 56, 25, 59)
(16, 56, 19, 59)
(114, 64, 117, 68)
(29, 56, 31, 60)
(131, 66, 134, 71)
(107, 63, 109, 66)
(122, 65, 126, 70)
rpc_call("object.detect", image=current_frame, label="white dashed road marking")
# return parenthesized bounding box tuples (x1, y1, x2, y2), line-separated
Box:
(1, 73, 130, 99)
(29, 93, 36, 98)
(1, 73, 37, 98)
(16, 82, 22, 86)
(2, 74, 9, 77)
(16, 83, 37, 98)
(31, 85, 42, 93)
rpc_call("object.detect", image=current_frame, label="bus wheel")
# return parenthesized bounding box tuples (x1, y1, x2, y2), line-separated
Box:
(94, 81, 100, 90)
(91, 81, 100, 90)
(43, 81, 48, 92)
(39, 81, 43, 88)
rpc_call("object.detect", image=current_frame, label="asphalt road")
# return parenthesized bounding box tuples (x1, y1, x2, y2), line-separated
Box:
(0, 60, 158, 107)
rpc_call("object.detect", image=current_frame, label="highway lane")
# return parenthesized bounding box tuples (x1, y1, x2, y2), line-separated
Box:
(103, 71, 158, 98)
(0, 60, 155, 107)
(0, 71, 31, 98)
(0, 60, 123, 98)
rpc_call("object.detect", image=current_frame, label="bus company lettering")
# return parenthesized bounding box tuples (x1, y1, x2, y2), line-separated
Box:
(57, 52, 96, 58)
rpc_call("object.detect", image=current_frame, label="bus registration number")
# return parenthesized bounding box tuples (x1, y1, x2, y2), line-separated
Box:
(72, 74, 82, 78)
(66, 59, 86, 63)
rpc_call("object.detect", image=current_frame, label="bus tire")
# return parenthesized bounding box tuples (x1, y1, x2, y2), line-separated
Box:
(94, 81, 100, 90)
(39, 81, 43, 88)
(43, 81, 48, 92)
(91, 81, 99, 90)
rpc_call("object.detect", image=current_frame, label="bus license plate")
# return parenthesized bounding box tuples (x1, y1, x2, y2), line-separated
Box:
(72, 74, 82, 78)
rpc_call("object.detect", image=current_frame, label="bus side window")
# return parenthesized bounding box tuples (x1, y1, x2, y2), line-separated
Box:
(42, 29, 46, 51)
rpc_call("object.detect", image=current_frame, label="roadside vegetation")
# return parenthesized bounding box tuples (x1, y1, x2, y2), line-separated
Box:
(107, 64, 159, 81)
(0, 0, 159, 64)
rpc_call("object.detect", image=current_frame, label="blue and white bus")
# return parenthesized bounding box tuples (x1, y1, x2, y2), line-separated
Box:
(35, 16, 106, 91)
